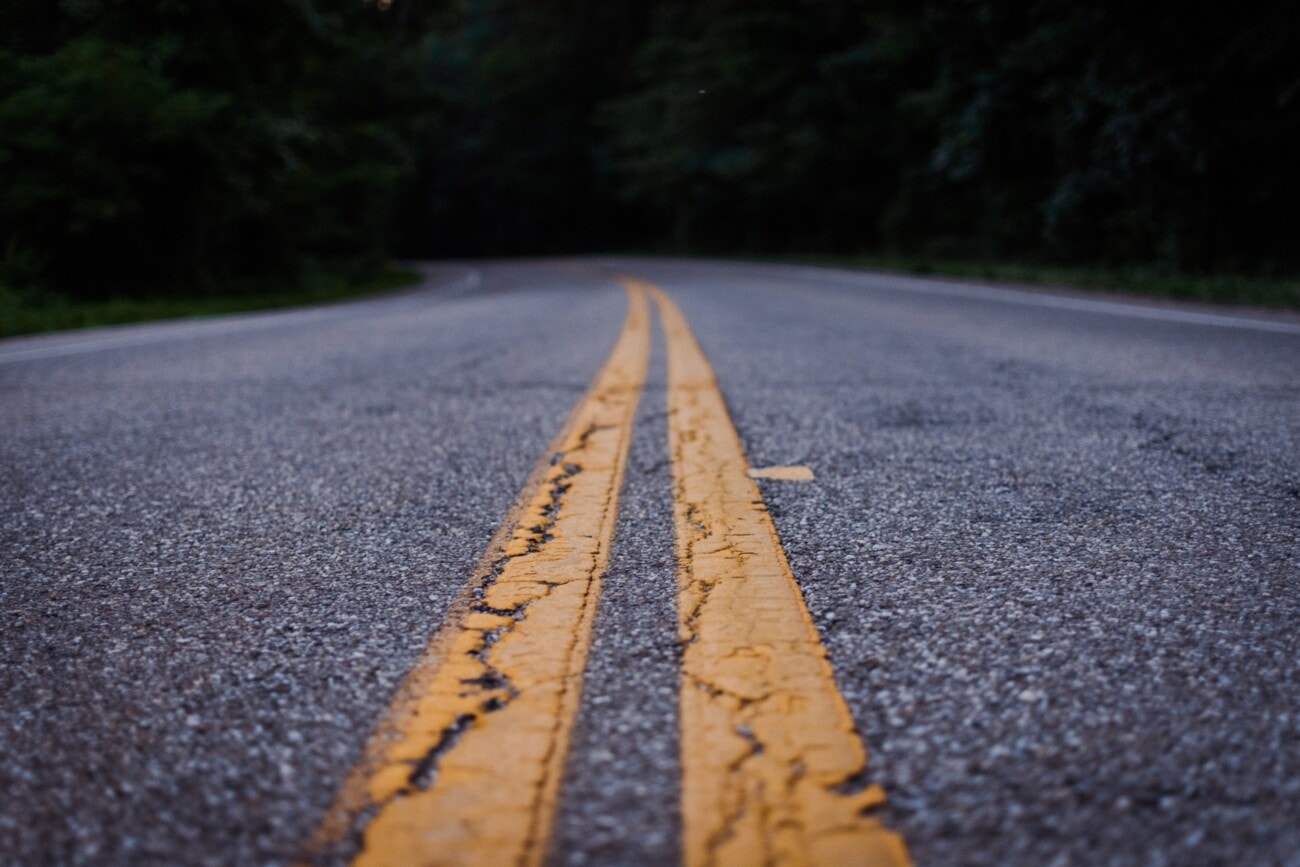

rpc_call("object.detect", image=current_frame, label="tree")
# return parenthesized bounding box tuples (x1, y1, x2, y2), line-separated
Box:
(0, 0, 441, 298)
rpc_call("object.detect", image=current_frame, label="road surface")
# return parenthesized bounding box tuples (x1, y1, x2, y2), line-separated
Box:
(2, 259, 1298, 865)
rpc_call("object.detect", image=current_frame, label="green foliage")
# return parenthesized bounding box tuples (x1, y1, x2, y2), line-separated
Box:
(0, 266, 421, 338)
(775, 254, 1300, 312)
(0, 38, 229, 296)
(599, 1, 898, 252)
(401, 0, 654, 255)
(3, 0, 1297, 316)
(0, 0, 438, 301)
(589, 0, 1300, 276)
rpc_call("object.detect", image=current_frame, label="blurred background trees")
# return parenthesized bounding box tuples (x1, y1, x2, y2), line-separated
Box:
(2, 0, 1297, 301)
(1, 0, 436, 299)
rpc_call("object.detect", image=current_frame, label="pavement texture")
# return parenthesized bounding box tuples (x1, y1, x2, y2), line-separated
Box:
(0, 264, 625, 864)
(549, 322, 682, 866)
(2, 258, 1298, 865)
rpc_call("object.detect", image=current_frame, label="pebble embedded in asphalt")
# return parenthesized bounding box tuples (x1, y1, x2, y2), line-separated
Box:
(2, 258, 1297, 865)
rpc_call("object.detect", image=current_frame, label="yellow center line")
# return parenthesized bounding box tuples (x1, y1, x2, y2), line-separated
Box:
(307, 284, 651, 866)
(636, 277, 910, 867)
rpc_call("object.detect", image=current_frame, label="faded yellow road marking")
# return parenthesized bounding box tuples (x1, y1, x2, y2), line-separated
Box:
(309, 285, 650, 866)
(639, 279, 909, 867)
(748, 465, 816, 482)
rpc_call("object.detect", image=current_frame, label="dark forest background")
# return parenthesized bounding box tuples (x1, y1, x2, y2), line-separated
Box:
(3, 0, 1298, 303)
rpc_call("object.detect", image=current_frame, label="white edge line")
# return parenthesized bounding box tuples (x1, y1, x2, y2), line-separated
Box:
(780, 265, 1300, 336)
(0, 267, 483, 365)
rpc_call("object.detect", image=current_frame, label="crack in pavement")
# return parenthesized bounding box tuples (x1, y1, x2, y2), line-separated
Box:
(643, 278, 911, 867)
(304, 284, 650, 867)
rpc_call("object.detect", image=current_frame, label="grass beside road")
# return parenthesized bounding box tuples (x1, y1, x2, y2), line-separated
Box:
(0, 267, 423, 339)
(779, 254, 1300, 312)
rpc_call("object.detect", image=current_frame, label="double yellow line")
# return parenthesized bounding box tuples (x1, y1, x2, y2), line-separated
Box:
(307, 278, 908, 866)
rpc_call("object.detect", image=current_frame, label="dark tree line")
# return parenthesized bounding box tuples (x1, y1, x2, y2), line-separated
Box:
(3, 1, 1297, 300)
(1, 0, 437, 298)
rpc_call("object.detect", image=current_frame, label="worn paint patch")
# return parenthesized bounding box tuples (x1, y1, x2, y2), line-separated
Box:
(308, 285, 651, 867)
(748, 465, 816, 482)
(639, 277, 910, 867)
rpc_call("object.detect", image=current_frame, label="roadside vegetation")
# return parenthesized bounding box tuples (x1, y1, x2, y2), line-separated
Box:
(3, 1, 1296, 332)
(0, 268, 420, 338)
(780, 256, 1300, 312)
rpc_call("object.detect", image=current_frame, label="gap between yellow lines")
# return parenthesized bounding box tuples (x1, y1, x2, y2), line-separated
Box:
(306, 284, 650, 866)
(638, 277, 910, 867)
(309, 276, 907, 866)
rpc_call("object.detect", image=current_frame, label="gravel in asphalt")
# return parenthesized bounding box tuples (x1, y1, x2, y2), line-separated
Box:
(550, 320, 682, 866)
(613, 258, 1299, 866)
(1, 264, 625, 865)
(3, 257, 1298, 865)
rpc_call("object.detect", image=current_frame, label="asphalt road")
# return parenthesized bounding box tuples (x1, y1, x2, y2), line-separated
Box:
(2, 259, 1298, 865)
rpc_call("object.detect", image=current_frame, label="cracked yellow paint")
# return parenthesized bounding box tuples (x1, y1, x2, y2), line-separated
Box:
(640, 278, 910, 867)
(309, 284, 650, 867)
